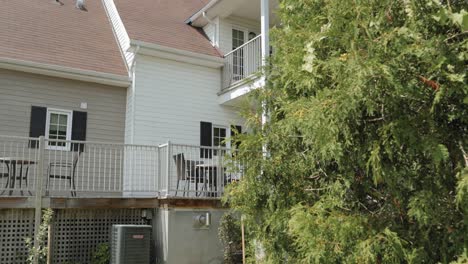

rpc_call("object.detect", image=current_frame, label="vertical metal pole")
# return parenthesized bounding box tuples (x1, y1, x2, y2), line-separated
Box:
(257, 4, 270, 261)
(33, 136, 45, 264)
(158, 145, 161, 197)
(217, 147, 222, 197)
(261, 0, 270, 69)
(261, 0, 270, 156)
(166, 141, 171, 197)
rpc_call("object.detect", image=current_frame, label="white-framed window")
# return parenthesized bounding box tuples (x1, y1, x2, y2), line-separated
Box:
(232, 28, 247, 81)
(213, 125, 227, 156)
(232, 28, 246, 50)
(45, 108, 73, 150)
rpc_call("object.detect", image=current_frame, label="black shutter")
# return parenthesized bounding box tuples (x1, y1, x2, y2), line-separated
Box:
(200, 121, 212, 158)
(29, 106, 47, 148)
(231, 125, 242, 150)
(71, 111, 87, 152)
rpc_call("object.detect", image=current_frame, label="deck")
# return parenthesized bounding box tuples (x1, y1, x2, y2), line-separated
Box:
(0, 135, 247, 205)
(0, 196, 224, 209)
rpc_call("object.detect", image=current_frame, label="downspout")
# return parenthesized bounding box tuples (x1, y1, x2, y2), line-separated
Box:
(130, 45, 140, 72)
(130, 45, 140, 144)
(202, 12, 218, 47)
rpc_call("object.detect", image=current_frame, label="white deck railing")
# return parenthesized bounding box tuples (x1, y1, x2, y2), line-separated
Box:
(0, 135, 247, 199)
(159, 142, 246, 198)
(222, 34, 262, 91)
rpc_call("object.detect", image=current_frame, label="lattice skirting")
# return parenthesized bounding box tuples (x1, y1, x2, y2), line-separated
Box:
(0, 209, 35, 264)
(0, 209, 146, 264)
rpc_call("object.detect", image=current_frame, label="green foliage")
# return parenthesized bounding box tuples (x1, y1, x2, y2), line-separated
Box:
(450, 249, 468, 264)
(226, 0, 468, 263)
(91, 243, 110, 264)
(219, 213, 243, 264)
(25, 208, 54, 264)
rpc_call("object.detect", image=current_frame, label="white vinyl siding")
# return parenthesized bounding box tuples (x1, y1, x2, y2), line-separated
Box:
(127, 54, 243, 146)
(0, 69, 127, 143)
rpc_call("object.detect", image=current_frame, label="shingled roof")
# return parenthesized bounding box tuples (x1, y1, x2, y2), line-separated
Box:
(0, 0, 128, 77)
(114, 0, 221, 57)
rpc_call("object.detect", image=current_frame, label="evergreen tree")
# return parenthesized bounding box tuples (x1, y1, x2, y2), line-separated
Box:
(225, 0, 467, 262)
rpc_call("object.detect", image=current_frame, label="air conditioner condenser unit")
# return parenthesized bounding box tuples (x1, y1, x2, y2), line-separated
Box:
(111, 225, 152, 264)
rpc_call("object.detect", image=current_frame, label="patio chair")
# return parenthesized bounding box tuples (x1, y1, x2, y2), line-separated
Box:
(0, 164, 9, 193)
(173, 153, 204, 197)
(46, 151, 81, 197)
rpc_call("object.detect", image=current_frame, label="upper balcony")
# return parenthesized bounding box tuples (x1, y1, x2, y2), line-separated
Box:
(221, 34, 262, 92)
(187, 0, 279, 106)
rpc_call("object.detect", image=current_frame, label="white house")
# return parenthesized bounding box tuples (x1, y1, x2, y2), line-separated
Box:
(102, 1, 278, 262)
(102, 0, 277, 198)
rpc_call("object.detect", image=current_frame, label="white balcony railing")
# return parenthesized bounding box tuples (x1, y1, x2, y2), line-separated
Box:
(222, 34, 262, 91)
(0, 135, 248, 199)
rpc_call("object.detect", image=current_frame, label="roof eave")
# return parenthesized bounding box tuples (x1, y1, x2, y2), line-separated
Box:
(0, 57, 131, 88)
(131, 39, 224, 68)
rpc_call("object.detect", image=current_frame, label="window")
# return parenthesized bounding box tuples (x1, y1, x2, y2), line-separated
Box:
(213, 126, 227, 156)
(213, 126, 227, 147)
(45, 109, 72, 150)
(232, 29, 246, 50)
(232, 28, 246, 80)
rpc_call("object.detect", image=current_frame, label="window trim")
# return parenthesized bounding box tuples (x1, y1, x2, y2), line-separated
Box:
(231, 26, 248, 50)
(212, 124, 229, 148)
(45, 108, 73, 151)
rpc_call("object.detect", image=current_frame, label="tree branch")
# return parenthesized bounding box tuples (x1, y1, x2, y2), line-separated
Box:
(444, 31, 468, 43)
(459, 141, 468, 167)
(366, 117, 385, 122)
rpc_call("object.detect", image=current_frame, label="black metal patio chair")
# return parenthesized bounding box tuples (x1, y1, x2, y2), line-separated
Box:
(46, 151, 81, 197)
(173, 153, 204, 197)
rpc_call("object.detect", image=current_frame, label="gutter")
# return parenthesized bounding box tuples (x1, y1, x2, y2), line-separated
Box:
(0, 57, 131, 87)
(130, 40, 224, 68)
(185, 0, 220, 24)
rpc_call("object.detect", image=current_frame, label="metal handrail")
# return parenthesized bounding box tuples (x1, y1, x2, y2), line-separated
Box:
(224, 34, 262, 58)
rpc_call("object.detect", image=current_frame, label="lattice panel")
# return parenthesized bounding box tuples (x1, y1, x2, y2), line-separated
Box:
(53, 209, 145, 263)
(0, 209, 35, 264)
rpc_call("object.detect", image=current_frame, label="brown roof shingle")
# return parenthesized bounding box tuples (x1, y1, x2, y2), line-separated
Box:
(0, 0, 128, 77)
(114, 0, 221, 57)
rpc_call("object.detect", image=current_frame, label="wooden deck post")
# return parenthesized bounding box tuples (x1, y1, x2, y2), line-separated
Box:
(241, 215, 246, 264)
(33, 136, 45, 264)
(166, 141, 171, 197)
(47, 213, 54, 264)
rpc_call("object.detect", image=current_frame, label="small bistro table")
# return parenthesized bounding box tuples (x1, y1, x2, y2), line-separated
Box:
(0, 157, 36, 196)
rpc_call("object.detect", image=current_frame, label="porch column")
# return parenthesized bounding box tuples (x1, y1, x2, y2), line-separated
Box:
(260, 0, 269, 152)
(260, 0, 270, 67)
